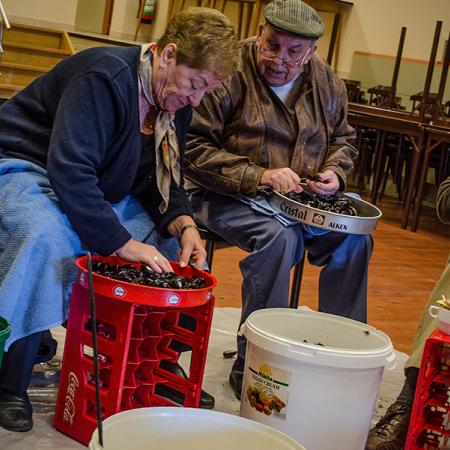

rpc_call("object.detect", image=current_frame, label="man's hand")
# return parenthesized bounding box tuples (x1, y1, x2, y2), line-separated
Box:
(306, 170, 340, 195)
(167, 215, 207, 269)
(116, 239, 173, 273)
(260, 168, 302, 193)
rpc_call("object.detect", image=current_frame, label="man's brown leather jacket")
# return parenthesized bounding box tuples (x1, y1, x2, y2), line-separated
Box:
(185, 38, 357, 196)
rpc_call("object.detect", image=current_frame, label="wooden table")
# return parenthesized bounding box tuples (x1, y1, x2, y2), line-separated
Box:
(347, 104, 426, 230)
(410, 122, 450, 231)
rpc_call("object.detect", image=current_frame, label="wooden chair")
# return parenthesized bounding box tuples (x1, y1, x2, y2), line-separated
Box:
(342, 79, 367, 105)
(168, 0, 216, 20)
(197, 224, 305, 361)
(216, 0, 261, 39)
(197, 225, 305, 309)
(168, 0, 266, 39)
(367, 85, 404, 110)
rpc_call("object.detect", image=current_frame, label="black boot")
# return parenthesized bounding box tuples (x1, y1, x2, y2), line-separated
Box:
(0, 388, 33, 432)
(365, 401, 411, 450)
(155, 360, 215, 409)
(365, 369, 417, 450)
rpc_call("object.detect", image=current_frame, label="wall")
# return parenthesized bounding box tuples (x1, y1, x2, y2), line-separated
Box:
(338, 0, 450, 78)
(2, 0, 77, 30)
(351, 53, 450, 110)
(110, 0, 143, 40)
(75, 0, 107, 34)
(2, 0, 449, 73)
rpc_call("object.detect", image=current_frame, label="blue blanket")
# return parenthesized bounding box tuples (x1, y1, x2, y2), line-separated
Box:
(236, 194, 331, 236)
(236, 191, 361, 237)
(0, 158, 179, 350)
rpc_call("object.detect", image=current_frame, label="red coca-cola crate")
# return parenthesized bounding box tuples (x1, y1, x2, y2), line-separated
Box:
(54, 255, 216, 445)
(405, 329, 450, 449)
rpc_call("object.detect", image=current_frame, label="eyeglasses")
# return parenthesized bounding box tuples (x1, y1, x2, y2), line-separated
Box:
(257, 44, 312, 69)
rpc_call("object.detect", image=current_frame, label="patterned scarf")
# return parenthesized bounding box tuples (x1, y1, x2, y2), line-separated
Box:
(138, 44, 181, 214)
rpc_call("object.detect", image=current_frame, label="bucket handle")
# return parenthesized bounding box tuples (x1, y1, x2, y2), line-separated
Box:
(288, 345, 317, 358)
(429, 305, 440, 319)
(384, 352, 396, 371)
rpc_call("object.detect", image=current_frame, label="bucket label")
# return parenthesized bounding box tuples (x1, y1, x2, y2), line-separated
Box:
(244, 356, 290, 420)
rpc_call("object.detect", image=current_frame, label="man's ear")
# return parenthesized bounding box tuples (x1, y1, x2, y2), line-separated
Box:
(257, 23, 265, 39)
(159, 43, 177, 68)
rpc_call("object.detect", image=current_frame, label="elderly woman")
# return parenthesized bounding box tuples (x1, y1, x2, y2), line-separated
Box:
(0, 7, 237, 432)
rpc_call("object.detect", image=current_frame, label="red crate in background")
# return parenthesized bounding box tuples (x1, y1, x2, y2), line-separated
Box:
(54, 255, 216, 445)
(405, 329, 450, 450)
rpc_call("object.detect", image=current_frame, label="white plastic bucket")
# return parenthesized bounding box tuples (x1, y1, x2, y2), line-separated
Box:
(240, 308, 396, 450)
(89, 407, 306, 450)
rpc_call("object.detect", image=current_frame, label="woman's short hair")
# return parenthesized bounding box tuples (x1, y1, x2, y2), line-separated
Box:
(157, 7, 238, 80)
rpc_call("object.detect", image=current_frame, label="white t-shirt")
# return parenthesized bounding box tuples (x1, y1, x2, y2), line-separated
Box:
(269, 75, 299, 103)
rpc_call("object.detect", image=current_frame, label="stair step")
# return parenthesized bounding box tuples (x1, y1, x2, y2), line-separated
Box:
(0, 81, 23, 99)
(1, 44, 68, 69)
(0, 65, 46, 86)
(3, 41, 72, 56)
(0, 81, 26, 90)
(0, 61, 48, 73)
(4, 23, 74, 53)
(0, 24, 75, 97)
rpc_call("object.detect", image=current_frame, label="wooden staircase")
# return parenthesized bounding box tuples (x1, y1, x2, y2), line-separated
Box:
(0, 23, 74, 99)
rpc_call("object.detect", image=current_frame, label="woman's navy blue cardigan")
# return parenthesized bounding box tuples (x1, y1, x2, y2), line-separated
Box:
(0, 46, 193, 255)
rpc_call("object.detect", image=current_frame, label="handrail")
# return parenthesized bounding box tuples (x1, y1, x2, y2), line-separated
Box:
(0, 0, 10, 55)
(0, 0, 11, 29)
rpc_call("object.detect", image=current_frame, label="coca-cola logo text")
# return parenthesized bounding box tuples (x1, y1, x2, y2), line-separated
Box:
(63, 371, 79, 425)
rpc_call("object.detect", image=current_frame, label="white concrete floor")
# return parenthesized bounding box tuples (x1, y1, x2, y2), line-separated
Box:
(0, 308, 407, 449)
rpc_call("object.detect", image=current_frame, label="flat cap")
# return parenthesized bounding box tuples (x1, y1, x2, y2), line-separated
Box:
(264, 0, 325, 40)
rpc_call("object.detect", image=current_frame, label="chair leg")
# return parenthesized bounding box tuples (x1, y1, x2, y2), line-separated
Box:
(244, 3, 254, 38)
(357, 138, 367, 191)
(289, 254, 305, 309)
(205, 240, 215, 272)
(252, 1, 264, 36)
(370, 131, 386, 205)
(378, 154, 392, 201)
(237, 2, 244, 38)
(167, 0, 175, 19)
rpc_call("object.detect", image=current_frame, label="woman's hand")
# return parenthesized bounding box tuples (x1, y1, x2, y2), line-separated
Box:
(178, 226, 207, 269)
(116, 239, 173, 273)
(306, 170, 340, 195)
(167, 215, 207, 269)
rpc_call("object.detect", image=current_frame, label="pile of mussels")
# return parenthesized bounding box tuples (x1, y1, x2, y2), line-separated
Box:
(92, 260, 206, 290)
(282, 190, 359, 216)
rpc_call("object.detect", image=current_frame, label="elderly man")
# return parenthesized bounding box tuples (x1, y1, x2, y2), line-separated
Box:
(185, 0, 373, 399)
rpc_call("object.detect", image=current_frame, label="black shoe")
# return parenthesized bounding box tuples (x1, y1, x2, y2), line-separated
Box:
(365, 401, 412, 450)
(229, 370, 243, 400)
(156, 361, 215, 409)
(0, 388, 33, 432)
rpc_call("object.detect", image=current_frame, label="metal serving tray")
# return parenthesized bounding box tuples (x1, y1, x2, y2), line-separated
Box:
(267, 188, 382, 235)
